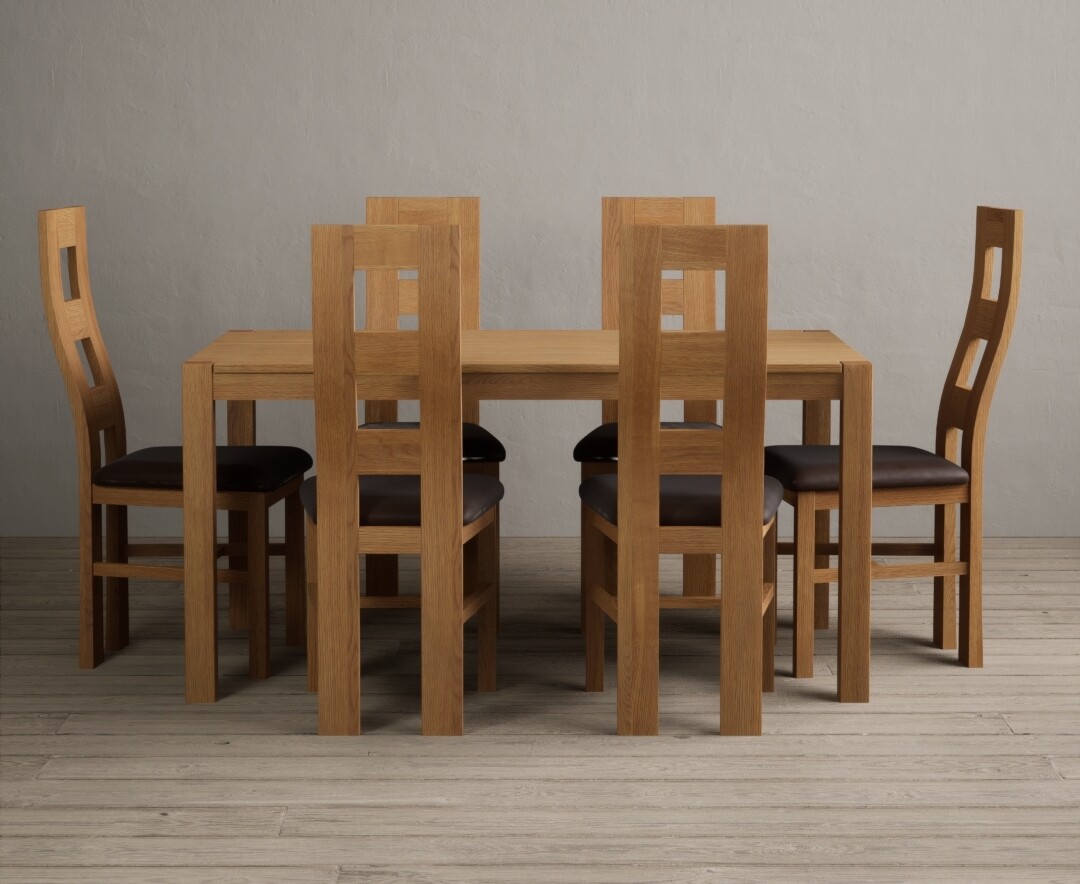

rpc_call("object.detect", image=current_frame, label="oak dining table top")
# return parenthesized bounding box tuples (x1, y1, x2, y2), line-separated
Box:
(191, 328, 866, 377)
(182, 327, 872, 736)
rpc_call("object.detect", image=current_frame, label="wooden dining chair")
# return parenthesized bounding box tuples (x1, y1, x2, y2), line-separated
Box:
(361, 198, 505, 600)
(574, 198, 723, 620)
(766, 206, 1023, 675)
(580, 222, 777, 735)
(304, 222, 501, 734)
(38, 206, 311, 673)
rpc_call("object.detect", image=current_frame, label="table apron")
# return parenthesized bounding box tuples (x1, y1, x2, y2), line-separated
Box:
(212, 371, 843, 402)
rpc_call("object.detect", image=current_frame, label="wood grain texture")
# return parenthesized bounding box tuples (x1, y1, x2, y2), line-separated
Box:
(308, 223, 498, 737)
(588, 224, 772, 735)
(182, 326, 870, 712)
(311, 224, 362, 734)
(181, 360, 218, 703)
(417, 224, 466, 736)
(227, 400, 256, 630)
(245, 498, 269, 679)
(801, 399, 832, 629)
(595, 199, 718, 599)
(189, 328, 862, 381)
(364, 198, 487, 596)
(614, 224, 663, 735)
(717, 224, 769, 734)
(837, 359, 873, 703)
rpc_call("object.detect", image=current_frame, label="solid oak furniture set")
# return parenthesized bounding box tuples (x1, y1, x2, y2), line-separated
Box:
(38, 200, 1022, 739)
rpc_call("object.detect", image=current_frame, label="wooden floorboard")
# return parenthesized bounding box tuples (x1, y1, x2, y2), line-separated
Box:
(1, 536, 1078, 881)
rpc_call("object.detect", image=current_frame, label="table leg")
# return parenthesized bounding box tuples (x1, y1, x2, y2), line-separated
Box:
(227, 401, 256, 629)
(802, 400, 832, 629)
(838, 360, 872, 703)
(183, 361, 219, 703)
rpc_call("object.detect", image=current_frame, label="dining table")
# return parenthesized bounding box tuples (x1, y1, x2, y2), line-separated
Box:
(182, 328, 872, 736)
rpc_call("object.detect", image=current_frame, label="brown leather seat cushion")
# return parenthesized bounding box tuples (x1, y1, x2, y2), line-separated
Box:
(360, 422, 506, 463)
(573, 422, 722, 463)
(579, 474, 783, 526)
(764, 445, 970, 493)
(93, 446, 312, 493)
(300, 474, 504, 527)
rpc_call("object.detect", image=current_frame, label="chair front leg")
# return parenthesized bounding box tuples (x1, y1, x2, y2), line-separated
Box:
(475, 519, 499, 693)
(933, 500, 958, 650)
(105, 503, 129, 652)
(284, 491, 306, 648)
(228, 510, 248, 629)
(246, 499, 270, 679)
(466, 461, 501, 632)
(813, 509, 831, 629)
(802, 398, 832, 629)
(958, 494, 983, 667)
(580, 462, 615, 630)
(583, 516, 607, 692)
(792, 492, 817, 678)
(79, 490, 104, 668)
(305, 517, 318, 693)
(762, 521, 777, 693)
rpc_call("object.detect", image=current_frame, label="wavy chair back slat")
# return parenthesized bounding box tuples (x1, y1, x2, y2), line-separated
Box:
(935, 206, 1023, 472)
(38, 206, 127, 473)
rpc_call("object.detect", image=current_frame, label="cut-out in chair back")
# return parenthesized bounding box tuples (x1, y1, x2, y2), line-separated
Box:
(602, 197, 717, 424)
(618, 223, 769, 530)
(364, 197, 479, 424)
(935, 206, 1023, 473)
(38, 206, 128, 475)
(311, 221, 463, 552)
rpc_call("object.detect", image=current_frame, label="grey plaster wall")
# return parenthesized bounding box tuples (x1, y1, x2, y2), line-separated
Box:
(2, 0, 1078, 538)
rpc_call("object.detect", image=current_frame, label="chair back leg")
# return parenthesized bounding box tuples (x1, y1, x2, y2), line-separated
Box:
(933, 501, 958, 649)
(959, 496, 984, 666)
(762, 522, 777, 693)
(246, 499, 270, 679)
(793, 492, 817, 678)
(228, 511, 249, 629)
(305, 517, 319, 693)
(105, 503, 130, 651)
(284, 492, 306, 647)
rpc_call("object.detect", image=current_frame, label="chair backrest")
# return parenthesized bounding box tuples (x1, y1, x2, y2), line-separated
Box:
(935, 206, 1023, 474)
(364, 197, 480, 424)
(617, 222, 768, 618)
(601, 197, 717, 424)
(311, 221, 463, 556)
(38, 206, 127, 479)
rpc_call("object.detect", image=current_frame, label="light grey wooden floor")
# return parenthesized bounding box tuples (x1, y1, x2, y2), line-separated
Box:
(1, 536, 1078, 882)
